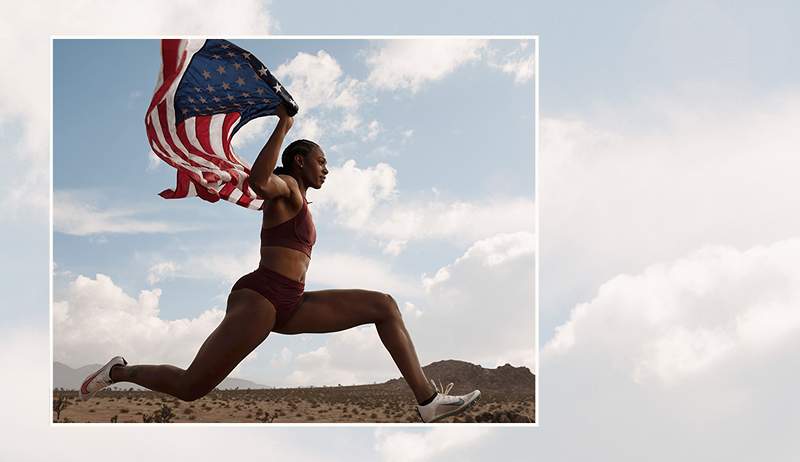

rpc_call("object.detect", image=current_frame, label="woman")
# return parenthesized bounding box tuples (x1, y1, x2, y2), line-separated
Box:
(80, 106, 480, 423)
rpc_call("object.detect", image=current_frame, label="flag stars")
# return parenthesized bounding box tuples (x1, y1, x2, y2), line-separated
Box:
(242, 92, 250, 98)
(258, 66, 269, 77)
(202, 69, 212, 79)
(226, 94, 235, 101)
(198, 96, 207, 104)
(221, 43, 230, 49)
(211, 54, 221, 60)
(227, 52, 236, 58)
(221, 82, 231, 90)
(236, 77, 246, 86)
(233, 62, 242, 70)
(256, 87, 265, 95)
(206, 84, 215, 93)
(216, 65, 226, 74)
(274, 83, 283, 93)
(212, 96, 221, 103)
(194, 86, 202, 92)
(242, 52, 251, 59)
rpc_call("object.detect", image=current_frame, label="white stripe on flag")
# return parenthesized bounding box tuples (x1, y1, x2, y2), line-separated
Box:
(208, 114, 228, 161)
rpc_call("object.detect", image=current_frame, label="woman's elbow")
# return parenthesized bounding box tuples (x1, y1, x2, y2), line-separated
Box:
(247, 175, 268, 198)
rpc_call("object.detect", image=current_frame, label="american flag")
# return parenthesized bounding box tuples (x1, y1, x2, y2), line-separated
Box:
(145, 39, 298, 210)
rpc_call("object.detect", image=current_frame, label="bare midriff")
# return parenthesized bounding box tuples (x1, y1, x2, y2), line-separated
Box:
(258, 245, 310, 283)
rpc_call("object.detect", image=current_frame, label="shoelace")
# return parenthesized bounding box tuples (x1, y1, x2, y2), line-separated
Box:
(430, 379, 454, 397)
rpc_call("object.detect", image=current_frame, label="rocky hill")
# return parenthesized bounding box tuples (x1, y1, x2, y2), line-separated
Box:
(381, 360, 535, 401)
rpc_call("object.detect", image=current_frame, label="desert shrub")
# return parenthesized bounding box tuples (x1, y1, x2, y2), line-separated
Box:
(53, 396, 69, 421)
(142, 404, 175, 423)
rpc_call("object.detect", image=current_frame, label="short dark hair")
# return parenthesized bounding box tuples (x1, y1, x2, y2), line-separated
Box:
(273, 139, 320, 175)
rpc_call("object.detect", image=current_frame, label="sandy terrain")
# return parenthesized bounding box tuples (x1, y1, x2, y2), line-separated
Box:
(53, 384, 534, 423)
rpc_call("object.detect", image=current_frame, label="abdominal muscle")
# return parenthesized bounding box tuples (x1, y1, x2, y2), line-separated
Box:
(258, 245, 311, 283)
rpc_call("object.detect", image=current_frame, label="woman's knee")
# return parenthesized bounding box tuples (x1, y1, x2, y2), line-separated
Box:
(176, 378, 214, 402)
(173, 371, 216, 402)
(373, 292, 402, 323)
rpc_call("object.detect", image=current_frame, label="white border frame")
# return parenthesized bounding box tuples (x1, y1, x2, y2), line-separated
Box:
(50, 34, 539, 428)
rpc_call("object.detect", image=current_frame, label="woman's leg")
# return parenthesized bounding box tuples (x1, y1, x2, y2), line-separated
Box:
(273, 289, 436, 403)
(110, 289, 276, 401)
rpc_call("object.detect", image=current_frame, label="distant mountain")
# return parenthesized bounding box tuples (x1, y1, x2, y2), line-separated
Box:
(382, 360, 535, 400)
(53, 362, 271, 391)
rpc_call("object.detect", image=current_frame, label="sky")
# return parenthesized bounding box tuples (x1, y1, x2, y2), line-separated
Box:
(2, 0, 800, 460)
(52, 37, 536, 386)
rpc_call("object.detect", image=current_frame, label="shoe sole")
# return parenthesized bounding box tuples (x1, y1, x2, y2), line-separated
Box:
(425, 392, 481, 423)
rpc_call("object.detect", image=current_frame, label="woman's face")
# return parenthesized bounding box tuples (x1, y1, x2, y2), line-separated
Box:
(300, 148, 328, 189)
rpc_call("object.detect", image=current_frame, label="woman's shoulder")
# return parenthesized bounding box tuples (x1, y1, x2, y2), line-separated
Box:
(266, 175, 303, 210)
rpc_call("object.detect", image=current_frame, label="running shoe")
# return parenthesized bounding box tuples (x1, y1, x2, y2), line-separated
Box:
(417, 379, 481, 423)
(79, 356, 127, 401)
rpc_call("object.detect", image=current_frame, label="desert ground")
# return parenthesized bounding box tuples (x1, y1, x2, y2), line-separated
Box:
(53, 384, 534, 424)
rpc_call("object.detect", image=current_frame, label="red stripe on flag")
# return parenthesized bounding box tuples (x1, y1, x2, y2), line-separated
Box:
(175, 120, 237, 171)
(146, 40, 191, 115)
(156, 103, 206, 172)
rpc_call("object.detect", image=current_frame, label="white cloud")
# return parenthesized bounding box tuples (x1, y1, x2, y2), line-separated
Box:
(418, 232, 536, 370)
(292, 116, 323, 142)
(366, 39, 488, 93)
(146, 150, 163, 171)
(54, 191, 197, 236)
(545, 238, 800, 385)
(309, 159, 535, 253)
(374, 427, 492, 462)
(363, 120, 382, 141)
(340, 113, 361, 132)
(275, 50, 363, 112)
(53, 273, 238, 371)
(270, 346, 293, 368)
(383, 239, 408, 256)
(402, 302, 422, 319)
(149, 246, 260, 285)
(308, 251, 422, 298)
(147, 261, 178, 285)
(308, 159, 397, 228)
(0, 0, 274, 220)
(488, 41, 535, 84)
(541, 91, 800, 323)
(285, 325, 394, 386)
(230, 115, 274, 151)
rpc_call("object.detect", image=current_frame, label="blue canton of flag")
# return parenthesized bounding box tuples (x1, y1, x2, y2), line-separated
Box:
(175, 39, 298, 134)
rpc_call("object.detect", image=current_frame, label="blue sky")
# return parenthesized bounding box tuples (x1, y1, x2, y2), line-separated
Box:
(52, 37, 536, 385)
(2, 0, 800, 460)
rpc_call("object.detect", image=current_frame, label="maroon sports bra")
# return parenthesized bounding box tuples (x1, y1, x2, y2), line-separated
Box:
(260, 198, 316, 258)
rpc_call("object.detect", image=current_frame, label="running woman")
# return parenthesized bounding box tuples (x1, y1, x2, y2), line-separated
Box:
(80, 106, 480, 423)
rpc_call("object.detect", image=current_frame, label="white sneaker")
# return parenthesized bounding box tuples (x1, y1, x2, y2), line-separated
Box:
(417, 379, 481, 423)
(79, 356, 127, 401)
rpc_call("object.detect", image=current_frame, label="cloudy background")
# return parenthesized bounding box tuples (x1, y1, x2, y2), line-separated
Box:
(2, 0, 799, 460)
(52, 37, 536, 386)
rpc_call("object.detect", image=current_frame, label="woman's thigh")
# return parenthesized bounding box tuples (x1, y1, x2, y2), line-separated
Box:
(273, 289, 392, 335)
